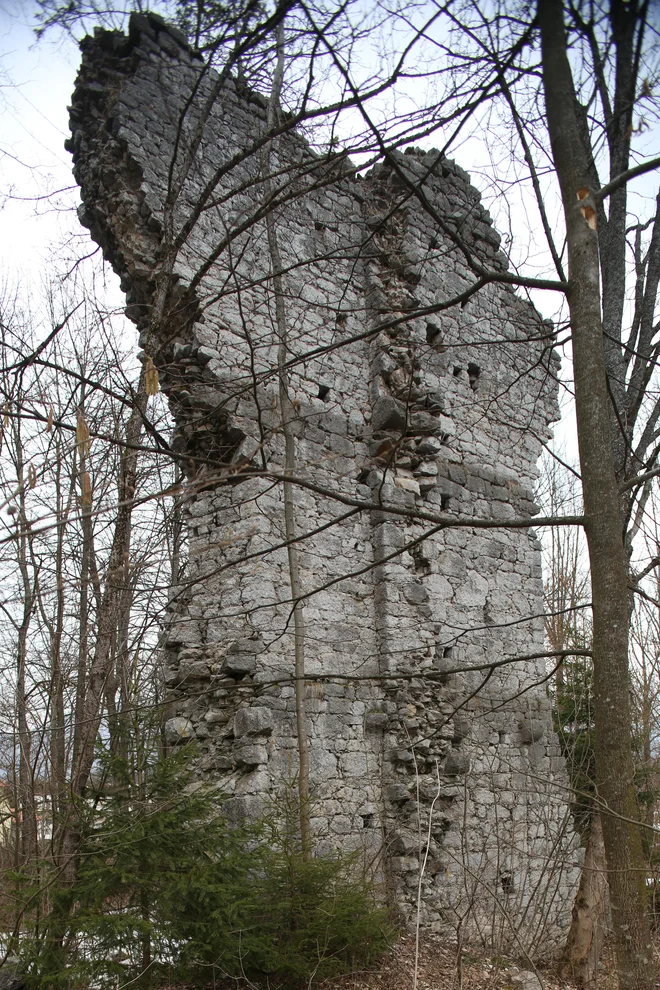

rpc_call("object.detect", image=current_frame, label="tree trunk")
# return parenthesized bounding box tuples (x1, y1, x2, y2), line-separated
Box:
(261, 21, 312, 860)
(15, 448, 37, 865)
(42, 433, 72, 823)
(562, 813, 609, 987)
(538, 3, 655, 988)
(59, 380, 148, 884)
(71, 373, 147, 797)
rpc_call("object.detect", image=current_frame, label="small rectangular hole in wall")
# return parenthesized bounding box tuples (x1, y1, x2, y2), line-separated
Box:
(413, 554, 431, 575)
(426, 323, 446, 352)
(499, 872, 514, 895)
(467, 363, 480, 390)
(498, 730, 506, 744)
(453, 366, 462, 377)
(314, 220, 326, 232)
(441, 494, 452, 511)
(361, 813, 375, 828)
(435, 645, 454, 685)
(318, 384, 330, 401)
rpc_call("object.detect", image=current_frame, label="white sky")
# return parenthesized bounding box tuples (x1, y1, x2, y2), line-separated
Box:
(1, 4, 84, 279)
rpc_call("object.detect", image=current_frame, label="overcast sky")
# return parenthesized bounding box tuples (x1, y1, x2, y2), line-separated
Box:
(0, 0, 577, 458)
(2, 0, 659, 469)
(1, 5, 84, 277)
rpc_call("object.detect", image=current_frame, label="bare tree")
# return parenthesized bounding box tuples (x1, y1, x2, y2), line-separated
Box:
(0, 277, 177, 945)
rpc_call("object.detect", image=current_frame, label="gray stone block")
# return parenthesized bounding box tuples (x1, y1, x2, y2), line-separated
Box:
(389, 855, 419, 872)
(385, 783, 411, 804)
(372, 396, 407, 432)
(223, 644, 258, 677)
(204, 709, 229, 724)
(234, 706, 275, 737)
(444, 750, 471, 775)
(234, 744, 268, 767)
(391, 833, 417, 854)
(519, 718, 545, 744)
(164, 717, 195, 745)
(365, 711, 388, 731)
(452, 716, 470, 741)
(417, 436, 444, 456)
(0, 965, 25, 990)
(403, 581, 429, 605)
(179, 659, 211, 679)
(223, 795, 262, 821)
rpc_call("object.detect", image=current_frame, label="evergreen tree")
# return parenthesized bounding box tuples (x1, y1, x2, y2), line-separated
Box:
(17, 745, 391, 989)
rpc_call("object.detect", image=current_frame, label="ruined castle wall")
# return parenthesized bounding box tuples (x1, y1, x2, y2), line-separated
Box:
(69, 14, 581, 952)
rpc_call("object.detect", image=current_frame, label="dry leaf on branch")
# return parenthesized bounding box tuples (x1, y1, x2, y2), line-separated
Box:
(76, 412, 91, 457)
(145, 355, 160, 396)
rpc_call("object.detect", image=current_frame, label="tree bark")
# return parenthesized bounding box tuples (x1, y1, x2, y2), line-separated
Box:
(538, 3, 655, 988)
(58, 379, 149, 884)
(261, 21, 312, 860)
(562, 813, 609, 987)
(16, 490, 37, 864)
(13, 432, 37, 866)
(71, 374, 148, 797)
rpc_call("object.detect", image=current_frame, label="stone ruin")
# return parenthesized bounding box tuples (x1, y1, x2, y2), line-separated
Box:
(68, 12, 581, 953)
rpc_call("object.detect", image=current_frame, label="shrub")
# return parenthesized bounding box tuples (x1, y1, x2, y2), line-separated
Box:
(174, 839, 392, 987)
(17, 748, 392, 988)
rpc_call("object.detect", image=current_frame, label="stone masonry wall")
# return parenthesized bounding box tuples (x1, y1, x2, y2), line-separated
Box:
(68, 12, 581, 954)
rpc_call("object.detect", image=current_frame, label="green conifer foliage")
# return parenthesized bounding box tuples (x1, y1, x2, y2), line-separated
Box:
(17, 746, 392, 988)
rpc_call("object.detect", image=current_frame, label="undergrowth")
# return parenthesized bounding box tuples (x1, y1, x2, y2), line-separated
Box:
(12, 745, 392, 989)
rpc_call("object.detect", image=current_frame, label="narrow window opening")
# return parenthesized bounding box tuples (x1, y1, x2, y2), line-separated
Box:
(318, 384, 330, 401)
(426, 322, 445, 351)
(429, 236, 438, 250)
(435, 644, 454, 684)
(467, 362, 480, 391)
(499, 872, 514, 895)
(361, 813, 375, 829)
(453, 366, 462, 378)
(498, 730, 506, 745)
(441, 494, 452, 511)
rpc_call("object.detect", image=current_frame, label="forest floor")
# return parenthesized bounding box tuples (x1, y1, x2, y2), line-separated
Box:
(187, 933, 621, 990)
(319, 934, 619, 990)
